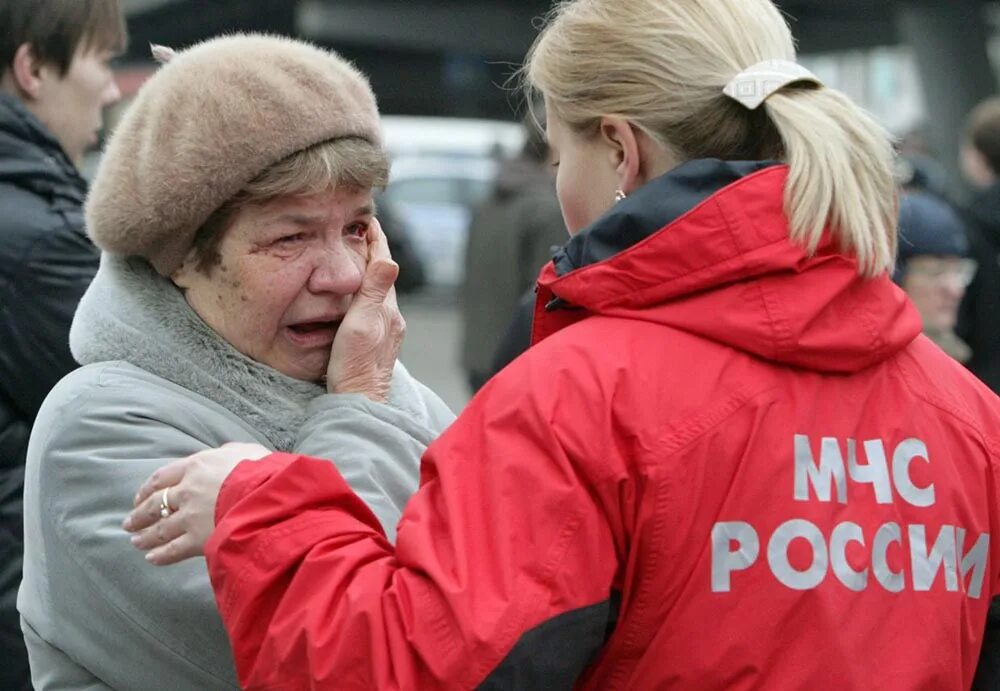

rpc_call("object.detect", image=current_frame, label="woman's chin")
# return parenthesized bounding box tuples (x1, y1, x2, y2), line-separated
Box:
(265, 354, 330, 384)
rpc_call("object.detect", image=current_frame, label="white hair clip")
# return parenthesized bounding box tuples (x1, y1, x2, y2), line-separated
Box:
(723, 60, 822, 110)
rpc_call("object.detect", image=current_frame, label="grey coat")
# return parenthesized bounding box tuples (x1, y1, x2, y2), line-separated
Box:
(17, 255, 454, 690)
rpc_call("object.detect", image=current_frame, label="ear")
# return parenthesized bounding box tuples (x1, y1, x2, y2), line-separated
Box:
(598, 116, 641, 194)
(9, 43, 46, 100)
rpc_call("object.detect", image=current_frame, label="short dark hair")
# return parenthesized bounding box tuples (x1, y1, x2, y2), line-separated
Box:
(966, 97, 1000, 176)
(0, 0, 126, 77)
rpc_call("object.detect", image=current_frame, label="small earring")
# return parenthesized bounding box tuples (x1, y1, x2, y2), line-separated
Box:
(614, 189, 627, 202)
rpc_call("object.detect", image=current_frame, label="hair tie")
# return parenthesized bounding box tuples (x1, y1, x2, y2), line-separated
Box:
(723, 60, 822, 110)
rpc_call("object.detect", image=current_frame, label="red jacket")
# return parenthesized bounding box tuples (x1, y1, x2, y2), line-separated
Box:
(206, 160, 1000, 690)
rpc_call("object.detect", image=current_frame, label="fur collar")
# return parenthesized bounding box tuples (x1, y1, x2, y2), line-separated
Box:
(72, 254, 341, 450)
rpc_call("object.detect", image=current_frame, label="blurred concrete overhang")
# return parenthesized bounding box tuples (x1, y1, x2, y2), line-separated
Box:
(118, 0, 997, 127)
(122, 0, 180, 13)
(121, 0, 994, 59)
(294, 0, 537, 60)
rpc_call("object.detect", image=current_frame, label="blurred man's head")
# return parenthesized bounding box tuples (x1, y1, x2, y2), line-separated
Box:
(0, 0, 126, 167)
(896, 193, 975, 336)
(962, 96, 1000, 189)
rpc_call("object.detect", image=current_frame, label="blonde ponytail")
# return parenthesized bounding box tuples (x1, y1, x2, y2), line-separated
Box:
(525, 0, 899, 277)
(765, 89, 897, 276)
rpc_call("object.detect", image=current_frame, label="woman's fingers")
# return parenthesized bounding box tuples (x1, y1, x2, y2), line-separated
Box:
(361, 219, 398, 303)
(327, 217, 405, 400)
(125, 444, 271, 566)
(368, 217, 392, 263)
(368, 218, 399, 307)
(124, 484, 177, 533)
(144, 533, 203, 566)
(133, 456, 189, 507)
(129, 510, 186, 550)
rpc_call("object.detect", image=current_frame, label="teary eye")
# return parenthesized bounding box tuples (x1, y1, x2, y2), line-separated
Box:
(345, 222, 369, 238)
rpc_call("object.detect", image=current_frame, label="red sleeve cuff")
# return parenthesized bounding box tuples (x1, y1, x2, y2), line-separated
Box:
(215, 452, 299, 525)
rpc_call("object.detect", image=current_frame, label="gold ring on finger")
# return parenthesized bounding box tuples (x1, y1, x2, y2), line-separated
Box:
(159, 487, 173, 520)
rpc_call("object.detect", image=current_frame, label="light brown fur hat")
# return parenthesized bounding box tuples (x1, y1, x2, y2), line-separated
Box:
(86, 33, 382, 276)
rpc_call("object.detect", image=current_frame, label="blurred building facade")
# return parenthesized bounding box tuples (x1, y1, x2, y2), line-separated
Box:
(117, 1, 998, 189)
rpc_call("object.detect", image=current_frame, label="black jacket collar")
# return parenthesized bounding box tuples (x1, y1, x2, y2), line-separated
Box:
(553, 159, 781, 277)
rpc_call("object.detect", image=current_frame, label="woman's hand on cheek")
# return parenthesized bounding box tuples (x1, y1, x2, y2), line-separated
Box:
(123, 442, 271, 565)
(326, 218, 405, 401)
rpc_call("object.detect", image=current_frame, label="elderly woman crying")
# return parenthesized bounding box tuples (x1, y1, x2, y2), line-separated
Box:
(17, 34, 453, 691)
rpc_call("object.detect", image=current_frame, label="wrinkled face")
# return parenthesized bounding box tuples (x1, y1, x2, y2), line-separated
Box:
(546, 111, 620, 235)
(173, 188, 374, 382)
(901, 255, 977, 333)
(32, 46, 120, 166)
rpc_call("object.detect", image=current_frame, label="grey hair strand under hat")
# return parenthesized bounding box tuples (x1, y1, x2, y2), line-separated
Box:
(86, 33, 382, 276)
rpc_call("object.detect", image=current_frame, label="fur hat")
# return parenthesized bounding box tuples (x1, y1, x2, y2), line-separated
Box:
(86, 33, 382, 276)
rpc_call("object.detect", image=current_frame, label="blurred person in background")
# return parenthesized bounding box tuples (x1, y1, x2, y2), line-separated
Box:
(18, 35, 452, 690)
(461, 117, 566, 392)
(958, 96, 1000, 394)
(126, 0, 1000, 688)
(0, 1, 124, 687)
(894, 192, 975, 363)
(896, 124, 954, 201)
(489, 287, 538, 378)
(895, 153, 954, 201)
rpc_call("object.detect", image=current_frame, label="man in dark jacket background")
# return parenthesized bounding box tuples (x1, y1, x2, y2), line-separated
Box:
(461, 122, 566, 392)
(0, 1, 125, 686)
(959, 96, 1000, 395)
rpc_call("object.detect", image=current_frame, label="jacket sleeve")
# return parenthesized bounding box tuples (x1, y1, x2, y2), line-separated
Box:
(0, 217, 98, 420)
(206, 354, 622, 691)
(292, 362, 455, 541)
(19, 372, 245, 690)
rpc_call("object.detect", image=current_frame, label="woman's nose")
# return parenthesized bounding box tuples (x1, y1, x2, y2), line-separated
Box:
(307, 245, 364, 296)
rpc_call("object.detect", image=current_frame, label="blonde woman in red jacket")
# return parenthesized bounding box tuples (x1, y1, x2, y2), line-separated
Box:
(127, 1, 1000, 688)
